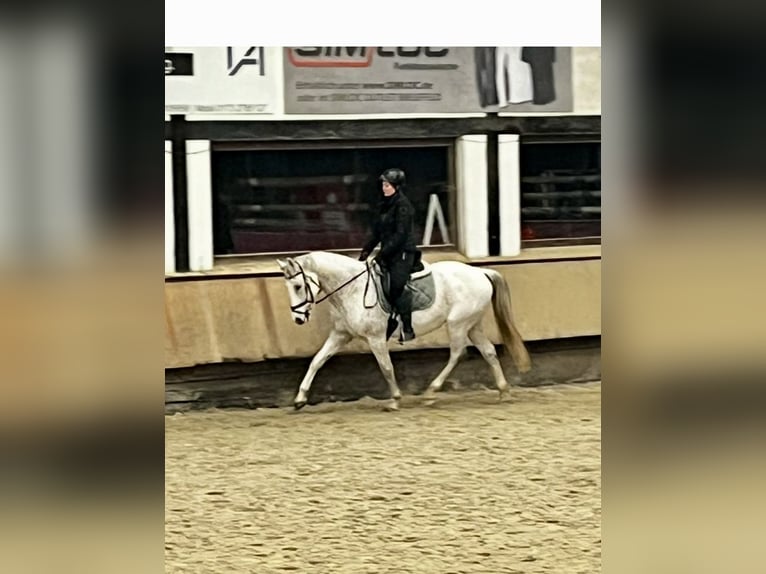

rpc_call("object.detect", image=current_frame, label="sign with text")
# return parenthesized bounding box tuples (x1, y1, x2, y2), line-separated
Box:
(284, 47, 572, 114)
(165, 47, 277, 114)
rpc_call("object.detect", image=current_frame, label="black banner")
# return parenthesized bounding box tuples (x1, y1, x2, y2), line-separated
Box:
(165, 53, 193, 76)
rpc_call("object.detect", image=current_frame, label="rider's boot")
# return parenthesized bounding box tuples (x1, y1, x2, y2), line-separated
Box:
(396, 298, 415, 343)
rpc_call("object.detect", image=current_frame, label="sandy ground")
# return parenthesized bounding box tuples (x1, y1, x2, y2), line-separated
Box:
(166, 382, 601, 573)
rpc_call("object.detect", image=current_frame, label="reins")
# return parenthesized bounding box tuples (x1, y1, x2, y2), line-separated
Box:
(286, 259, 378, 312)
(315, 264, 368, 304)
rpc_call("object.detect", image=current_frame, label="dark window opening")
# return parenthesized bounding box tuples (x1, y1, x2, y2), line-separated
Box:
(211, 145, 452, 255)
(520, 141, 601, 243)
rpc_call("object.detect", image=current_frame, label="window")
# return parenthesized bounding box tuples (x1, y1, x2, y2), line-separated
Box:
(519, 140, 601, 243)
(211, 144, 453, 255)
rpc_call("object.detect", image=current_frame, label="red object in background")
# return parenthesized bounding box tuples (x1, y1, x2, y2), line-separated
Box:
(287, 47, 374, 68)
(521, 225, 536, 240)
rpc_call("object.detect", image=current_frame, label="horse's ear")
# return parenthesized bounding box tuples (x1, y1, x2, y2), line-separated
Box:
(278, 257, 298, 275)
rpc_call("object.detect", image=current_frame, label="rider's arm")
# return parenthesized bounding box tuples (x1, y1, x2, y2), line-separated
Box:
(360, 220, 381, 257)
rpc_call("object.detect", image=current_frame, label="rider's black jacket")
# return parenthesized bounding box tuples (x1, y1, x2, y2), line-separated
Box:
(361, 191, 419, 265)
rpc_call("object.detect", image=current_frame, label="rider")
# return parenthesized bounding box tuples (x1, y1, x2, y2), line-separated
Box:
(359, 168, 422, 342)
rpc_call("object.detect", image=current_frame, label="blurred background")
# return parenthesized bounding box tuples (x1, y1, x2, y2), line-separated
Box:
(0, 1, 162, 572)
(603, 3, 766, 573)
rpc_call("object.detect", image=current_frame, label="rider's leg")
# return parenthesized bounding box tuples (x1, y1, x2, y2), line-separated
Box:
(389, 255, 415, 341)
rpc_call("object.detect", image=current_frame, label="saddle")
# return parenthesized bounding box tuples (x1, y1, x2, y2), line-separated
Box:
(371, 261, 436, 315)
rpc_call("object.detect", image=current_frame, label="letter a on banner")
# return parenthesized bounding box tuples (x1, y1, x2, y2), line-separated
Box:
(422, 193, 450, 245)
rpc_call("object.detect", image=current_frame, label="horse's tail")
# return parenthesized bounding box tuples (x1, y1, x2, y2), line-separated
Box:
(484, 270, 532, 374)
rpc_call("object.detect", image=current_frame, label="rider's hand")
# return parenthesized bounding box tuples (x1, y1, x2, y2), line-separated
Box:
(358, 251, 370, 262)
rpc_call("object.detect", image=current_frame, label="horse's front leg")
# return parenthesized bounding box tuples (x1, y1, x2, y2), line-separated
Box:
(294, 330, 352, 410)
(367, 336, 402, 411)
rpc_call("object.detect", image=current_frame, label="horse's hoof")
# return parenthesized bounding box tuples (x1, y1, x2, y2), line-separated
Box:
(422, 396, 437, 407)
(294, 401, 307, 411)
(383, 399, 399, 412)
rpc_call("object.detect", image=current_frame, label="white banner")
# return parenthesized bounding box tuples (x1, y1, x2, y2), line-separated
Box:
(165, 46, 278, 114)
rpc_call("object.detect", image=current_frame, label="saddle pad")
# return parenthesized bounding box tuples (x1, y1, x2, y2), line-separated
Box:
(371, 265, 436, 315)
(410, 261, 432, 280)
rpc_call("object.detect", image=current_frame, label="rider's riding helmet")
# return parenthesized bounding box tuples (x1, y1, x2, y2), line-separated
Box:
(379, 168, 406, 191)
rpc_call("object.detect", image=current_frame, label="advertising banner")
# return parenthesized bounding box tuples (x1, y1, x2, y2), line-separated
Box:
(165, 47, 278, 114)
(283, 47, 572, 114)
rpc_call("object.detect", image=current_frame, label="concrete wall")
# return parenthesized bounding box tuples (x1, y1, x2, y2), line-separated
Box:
(165, 248, 601, 369)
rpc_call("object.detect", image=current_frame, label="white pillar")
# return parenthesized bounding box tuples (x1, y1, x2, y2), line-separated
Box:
(165, 141, 175, 274)
(498, 134, 521, 256)
(186, 139, 214, 271)
(455, 134, 488, 258)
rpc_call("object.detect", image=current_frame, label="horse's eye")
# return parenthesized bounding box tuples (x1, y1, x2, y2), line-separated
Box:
(294, 285, 301, 292)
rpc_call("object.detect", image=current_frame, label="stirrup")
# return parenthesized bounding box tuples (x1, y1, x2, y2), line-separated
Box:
(398, 329, 416, 344)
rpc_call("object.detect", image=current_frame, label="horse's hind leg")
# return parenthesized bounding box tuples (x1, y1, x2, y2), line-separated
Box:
(294, 330, 352, 409)
(367, 336, 402, 411)
(422, 323, 470, 405)
(468, 324, 511, 400)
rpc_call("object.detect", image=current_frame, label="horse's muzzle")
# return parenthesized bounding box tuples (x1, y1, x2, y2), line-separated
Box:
(294, 317, 305, 325)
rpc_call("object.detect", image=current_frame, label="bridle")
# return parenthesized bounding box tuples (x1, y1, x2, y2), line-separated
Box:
(285, 261, 320, 320)
(285, 260, 373, 320)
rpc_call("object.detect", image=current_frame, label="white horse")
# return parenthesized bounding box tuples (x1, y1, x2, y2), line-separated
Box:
(277, 251, 531, 410)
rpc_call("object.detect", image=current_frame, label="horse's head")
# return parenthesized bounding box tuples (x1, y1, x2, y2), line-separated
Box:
(277, 257, 320, 325)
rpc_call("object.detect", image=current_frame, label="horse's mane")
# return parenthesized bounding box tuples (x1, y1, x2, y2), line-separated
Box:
(299, 251, 362, 275)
